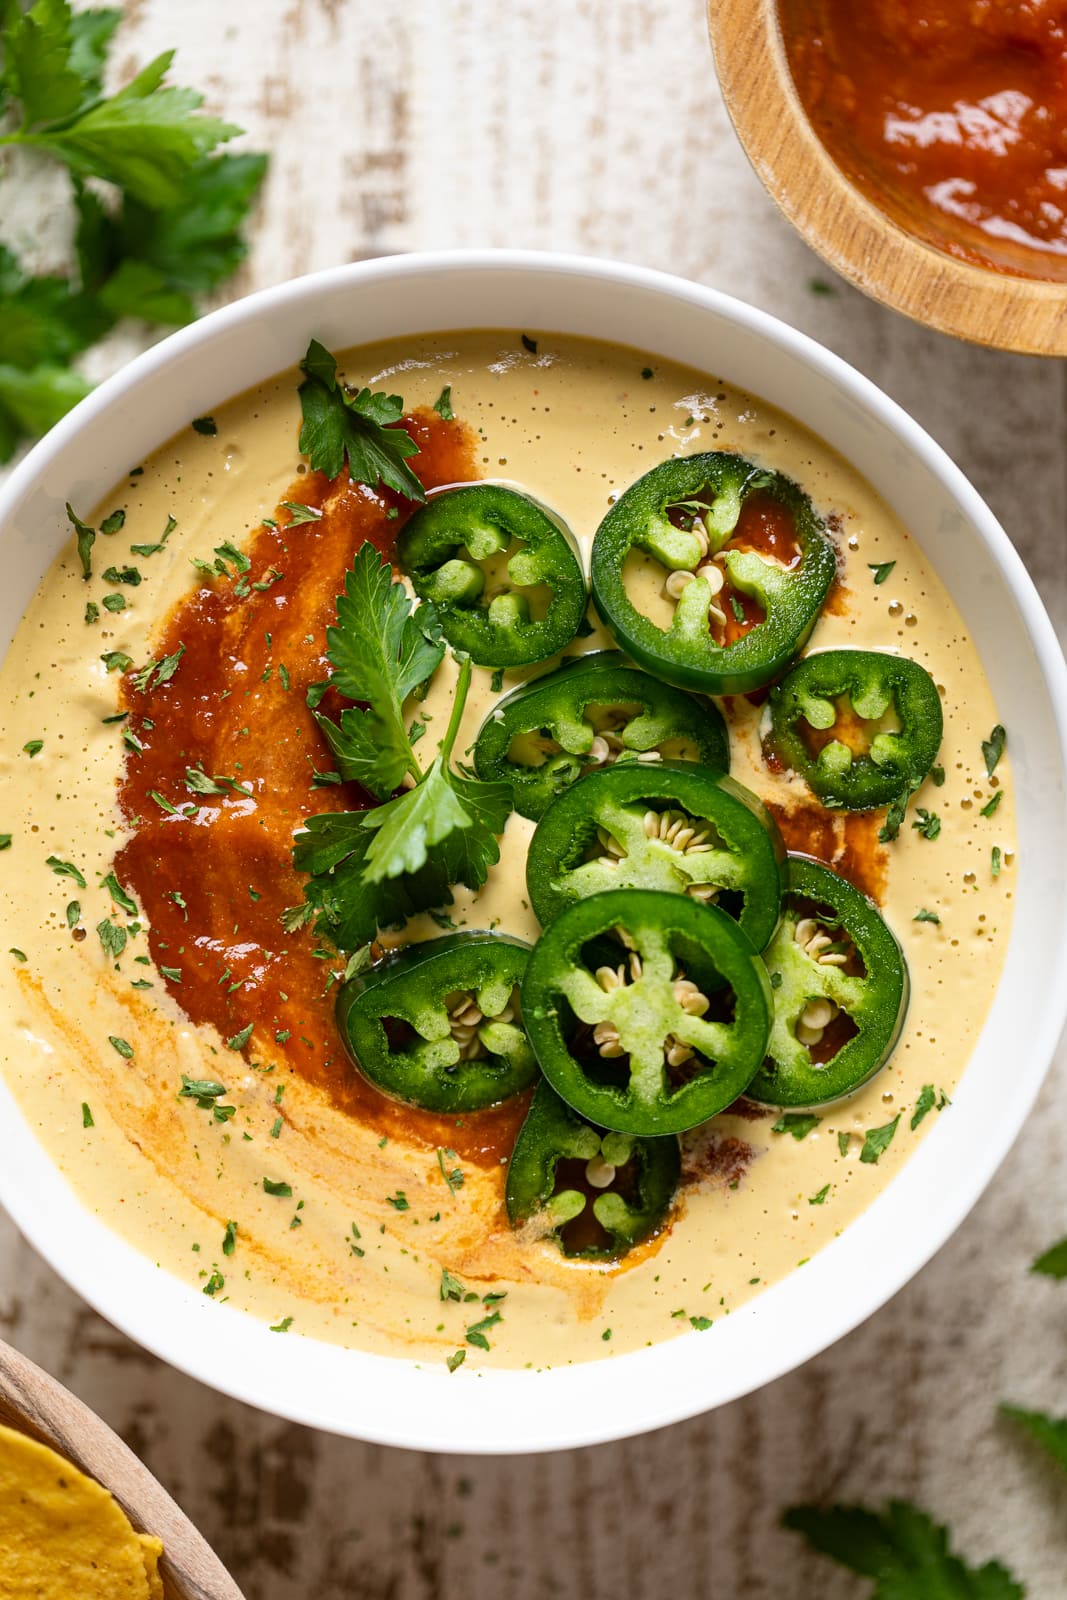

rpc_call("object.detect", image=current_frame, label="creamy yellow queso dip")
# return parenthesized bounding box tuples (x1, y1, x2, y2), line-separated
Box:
(0, 333, 1014, 1367)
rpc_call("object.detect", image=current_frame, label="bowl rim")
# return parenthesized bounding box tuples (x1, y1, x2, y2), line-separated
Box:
(1, 248, 1066, 1454)
(707, 0, 1067, 356)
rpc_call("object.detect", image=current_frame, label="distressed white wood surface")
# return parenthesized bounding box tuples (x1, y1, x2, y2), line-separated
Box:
(2, 1, 1066, 1594)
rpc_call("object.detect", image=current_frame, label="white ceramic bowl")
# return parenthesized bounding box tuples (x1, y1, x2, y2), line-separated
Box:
(1, 252, 1065, 1454)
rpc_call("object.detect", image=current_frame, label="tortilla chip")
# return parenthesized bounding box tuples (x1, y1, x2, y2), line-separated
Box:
(0, 1421, 152, 1598)
(140, 1533, 165, 1599)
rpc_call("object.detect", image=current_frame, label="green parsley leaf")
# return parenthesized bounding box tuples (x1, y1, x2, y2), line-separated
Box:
(992, 845, 1002, 878)
(465, 1308, 503, 1350)
(1000, 1405, 1067, 1476)
(837, 1131, 850, 1156)
(269, 1315, 293, 1333)
(99, 509, 126, 534)
(222, 1220, 237, 1256)
(1031, 1237, 1067, 1279)
(65, 502, 96, 578)
(100, 650, 132, 672)
(980, 791, 1003, 818)
(192, 415, 217, 435)
(8, 948, 27, 962)
(783, 1500, 1023, 1599)
(911, 1085, 936, 1130)
(281, 500, 322, 526)
(47, 854, 86, 887)
(446, 1349, 466, 1373)
(101, 592, 126, 612)
(0, 835, 10, 851)
(203, 1268, 225, 1296)
(101, 870, 137, 915)
(386, 1190, 409, 1211)
(315, 541, 443, 797)
(102, 563, 140, 586)
(226, 1022, 253, 1051)
(133, 641, 185, 692)
(65, 900, 80, 926)
(982, 724, 1006, 779)
(297, 338, 425, 500)
(108, 1034, 133, 1059)
(771, 1113, 821, 1140)
(263, 1177, 292, 1197)
(911, 808, 941, 840)
(868, 561, 895, 584)
(520, 334, 538, 353)
(84, 601, 99, 624)
(913, 909, 940, 924)
(437, 1147, 464, 1197)
(22, 739, 43, 758)
(440, 1267, 466, 1302)
(81, 1101, 94, 1128)
(879, 785, 916, 843)
(433, 386, 454, 420)
(96, 918, 126, 960)
(808, 1184, 830, 1205)
(689, 1315, 713, 1330)
(0, 365, 91, 462)
(860, 1115, 900, 1164)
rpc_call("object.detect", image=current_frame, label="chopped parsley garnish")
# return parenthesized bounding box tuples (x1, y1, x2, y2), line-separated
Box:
(859, 1115, 900, 1164)
(263, 1177, 292, 1197)
(0, 835, 11, 851)
(222, 1221, 237, 1256)
(868, 560, 895, 584)
(911, 808, 941, 840)
(81, 1102, 94, 1128)
(520, 333, 538, 353)
(131, 516, 178, 557)
(689, 1315, 713, 1330)
(465, 1308, 503, 1350)
(982, 723, 1006, 779)
(911, 1084, 936, 1130)
(433, 386, 454, 420)
(99, 510, 126, 535)
(981, 790, 1003, 818)
(85, 601, 99, 625)
(47, 855, 86, 887)
(226, 1023, 253, 1050)
(297, 338, 424, 500)
(192, 416, 218, 435)
(783, 1500, 1023, 1597)
(771, 1113, 821, 1140)
(440, 1268, 466, 1302)
(446, 1349, 466, 1373)
(22, 740, 43, 758)
(101, 871, 137, 914)
(102, 564, 141, 586)
(837, 1131, 850, 1156)
(913, 908, 940, 924)
(203, 1268, 225, 1296)
(386, 1190, 409, 1211)
(65, 901, 80, 927)
(108, 1035, 134, 1059)
(282, 501, 322, 526)
(65, 505, 97, 579)
(9, 948, 26, 962)
(101, 651, 132, 673)
(133, 642, 185, 693)
(808, 1184, 830, 1205)
(96, 919, 127, 960)
(269, 1316, 293, 1333)
(437, 1147, 464, 1197)
(102, 593, 126, 612)
(992, 845, 1002, 877)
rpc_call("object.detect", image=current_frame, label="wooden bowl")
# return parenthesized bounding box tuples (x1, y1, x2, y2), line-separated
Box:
(707, 0, 1067, 355)
(0, 1338, 245, 1600)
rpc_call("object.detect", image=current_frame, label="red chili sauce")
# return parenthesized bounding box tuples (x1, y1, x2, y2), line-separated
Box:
(116, 412, 529, 1167)
(781, 0, 1067, 277)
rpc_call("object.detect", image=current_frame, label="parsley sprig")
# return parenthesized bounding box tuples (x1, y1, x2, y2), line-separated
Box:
(784, 1500, 1023, 1597)
(297, 339, 425, 501)
(0, 3, 266, 460)
(294, 545, 510, 949)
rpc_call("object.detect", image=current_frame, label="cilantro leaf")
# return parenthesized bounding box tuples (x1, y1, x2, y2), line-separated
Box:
(982, 724, 1006, 779)
(297, 338, 425, 500)
(3, 0, 89, 127)
(860, 1115, 900, 1164)
(0, 363, 92, 460)
(784, 1500, 1024, 1598)
(1000, 1405, 1067, 1476)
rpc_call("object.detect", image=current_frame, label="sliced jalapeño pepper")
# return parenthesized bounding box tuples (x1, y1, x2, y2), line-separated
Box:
(521, 889, 773, 1136)
(767, 649, 943, 810)
(506, 1080, 680, 1260)
(525, 760, 785, 950)
(590, 452, 836, 695)
(336, 932, 537, 1112)
(472, 650, 729, 821)
(396, 484, 586, 667)
(746, 856, 909, 1108)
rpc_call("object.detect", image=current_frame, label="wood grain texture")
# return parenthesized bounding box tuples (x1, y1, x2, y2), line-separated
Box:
(708, 0, 1067, 355)
(1, 2, 1066, 1596)
(0, 1339, 245, 1600)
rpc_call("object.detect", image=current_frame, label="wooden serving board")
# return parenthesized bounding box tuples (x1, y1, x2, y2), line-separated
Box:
(0, 1337, 245, 1600)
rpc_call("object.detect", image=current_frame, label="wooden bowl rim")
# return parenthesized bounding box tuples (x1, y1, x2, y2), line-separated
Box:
(0, 1338, 245, 1600)
(707, 0, 1067, 356)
